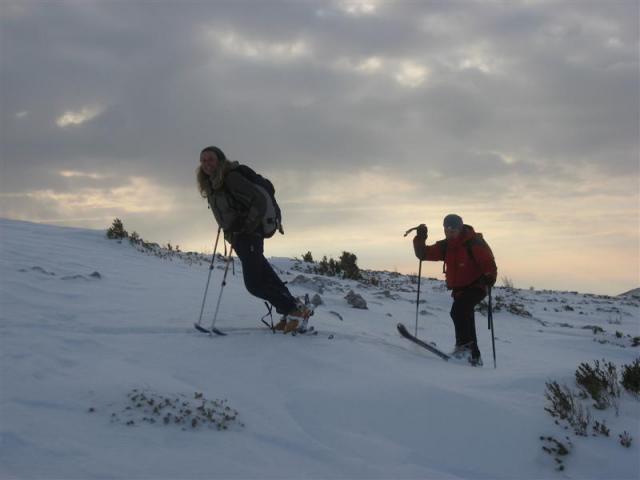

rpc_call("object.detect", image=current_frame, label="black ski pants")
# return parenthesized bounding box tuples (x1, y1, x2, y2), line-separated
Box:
(450, 287, 486, 355)
(232, 233, 297, 315)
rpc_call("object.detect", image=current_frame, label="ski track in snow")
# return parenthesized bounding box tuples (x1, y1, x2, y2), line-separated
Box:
(1, 218, 639, 479)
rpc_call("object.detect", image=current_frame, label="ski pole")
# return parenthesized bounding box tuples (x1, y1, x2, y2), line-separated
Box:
(196, 226, 221, 328)
(404, 225, 424, 337)
(208, 245, 235, 334)
(488, 286, 496, 369)
(415, 259, 422, 337)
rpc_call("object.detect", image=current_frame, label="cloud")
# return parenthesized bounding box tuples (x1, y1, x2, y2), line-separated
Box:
(0, 0, 637, 294)
(208, 29, 311, 62)
(58, 170, 106, 180)
(394, 60, 429, 87)
(56, 106, 103, 128)
(337, 0, 379, 16)
(0, 175, 176, 224)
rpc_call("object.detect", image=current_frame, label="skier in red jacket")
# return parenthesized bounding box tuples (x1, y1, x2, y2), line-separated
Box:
(413, 214, 497, 366)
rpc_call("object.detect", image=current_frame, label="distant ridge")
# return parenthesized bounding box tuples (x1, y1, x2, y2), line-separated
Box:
(619, 287, 640, 298)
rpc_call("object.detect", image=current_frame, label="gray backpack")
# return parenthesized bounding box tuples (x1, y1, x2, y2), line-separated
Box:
(234, 165, 283, 238)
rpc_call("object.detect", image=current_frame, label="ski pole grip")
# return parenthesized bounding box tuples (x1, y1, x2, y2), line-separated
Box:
(404, 225, 419, 237)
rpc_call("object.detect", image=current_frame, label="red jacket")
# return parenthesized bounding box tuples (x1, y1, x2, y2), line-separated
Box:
(413, 225, 497, 292)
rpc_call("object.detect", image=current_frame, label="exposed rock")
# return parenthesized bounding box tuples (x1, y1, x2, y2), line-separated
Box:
(290, 275, 325, 293)
(345, 290, 367, 309)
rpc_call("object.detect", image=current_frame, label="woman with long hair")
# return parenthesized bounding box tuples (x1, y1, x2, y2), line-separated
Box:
(197, 146, 311, 333)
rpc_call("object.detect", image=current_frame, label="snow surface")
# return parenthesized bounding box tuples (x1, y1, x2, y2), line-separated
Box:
(1, 218, 639, 479)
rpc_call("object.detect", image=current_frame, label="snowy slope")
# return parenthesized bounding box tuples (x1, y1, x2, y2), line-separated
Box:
(0, 218, 638, 479)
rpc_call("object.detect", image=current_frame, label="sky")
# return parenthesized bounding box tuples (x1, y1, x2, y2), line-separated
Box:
(1, 0, 638, 296)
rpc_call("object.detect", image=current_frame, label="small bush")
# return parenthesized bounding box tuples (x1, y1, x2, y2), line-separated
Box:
(575, 360, 620, 412)
(106, 218, 128, 239)
(339, 251, 361, 280)
(107, 389, 244, 431)
(592, 420, 610, 437)
(619, 431, 633, 447)
(129, 231, 141, 245)
(316, 255, 340, 277)
(313, 251, 361, 280)
(621, 358, 640, 395)
(540, 436, 572, 471)
(544, 381, 591, 436)
(302, 251, 314, 263)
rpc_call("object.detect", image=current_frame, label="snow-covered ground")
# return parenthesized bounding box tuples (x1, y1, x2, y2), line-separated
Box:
(1, 218, 638, 479)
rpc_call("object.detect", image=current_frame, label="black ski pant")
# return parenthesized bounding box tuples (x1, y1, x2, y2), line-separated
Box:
(450, 287, 486, 355)
(232, 233, 297, 315)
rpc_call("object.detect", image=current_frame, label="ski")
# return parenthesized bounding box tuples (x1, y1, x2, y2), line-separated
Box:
(194, 323, 227, 336)
(396, 323, 450, 361)
(260, 319, 317, 336)
(292, 325, 317, 336)
(195, 321, 316, 337)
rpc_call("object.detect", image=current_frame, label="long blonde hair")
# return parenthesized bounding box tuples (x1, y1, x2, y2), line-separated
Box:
(196, 158, 239, 199)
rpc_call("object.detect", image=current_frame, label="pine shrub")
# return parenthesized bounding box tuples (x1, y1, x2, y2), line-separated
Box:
(106, 218, 128, 239)
(129, 231, 141, 245)
(592, 420, 610, 437)
(619, 431, 633, 448)
(339, 251, 361, 280)
(621, 358, 640, 395)
(575, 360, 620, 412)
(540, 436, 572, 471)
(302, 251, 314, 263)
(544, 381, 591, 436)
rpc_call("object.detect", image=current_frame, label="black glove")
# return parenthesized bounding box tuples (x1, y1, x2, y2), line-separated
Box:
(416, 224, 428, 241)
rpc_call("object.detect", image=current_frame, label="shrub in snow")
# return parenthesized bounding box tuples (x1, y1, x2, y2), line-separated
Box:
(621, 358, 640, 395)
(129, 231, 141, 245)
(313, 251, 362, 280)
(592, 420, 610, 437)
(619, 431, 633, 448)
(544, 381, 591, 436)
(106, 218, 128, 239)
(302, 251, 314, 263)
(107, 389, 244, 431)
(543, 358, 639, 473)
(339, 251, 361, 280)
(540, 435, 572, 471)
(575, 359, 620, 412)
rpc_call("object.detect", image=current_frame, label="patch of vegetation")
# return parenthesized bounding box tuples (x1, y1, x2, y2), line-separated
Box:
(106, 218, 128, 239)
(105, 219, 210, 267)
(103, 389, 244, 431)
(544, 381, 591, 436)
(541, 358, 638, 472)
(311, 251, 362, 280)
(619, 431, 633, 448)
(478, 295, 532, 318)
(621, 358, 640, 396)
(540, 436, 572, 471)
(575, 360, 620, 412)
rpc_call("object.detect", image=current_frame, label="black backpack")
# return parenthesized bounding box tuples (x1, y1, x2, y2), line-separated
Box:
(234, 165, 283, 238)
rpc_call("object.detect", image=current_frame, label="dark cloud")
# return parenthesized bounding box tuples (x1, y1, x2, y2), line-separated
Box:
(1, 1, 638, 251)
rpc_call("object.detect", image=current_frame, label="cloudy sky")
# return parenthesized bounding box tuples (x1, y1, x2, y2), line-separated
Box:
(1, 0, 638, 295)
